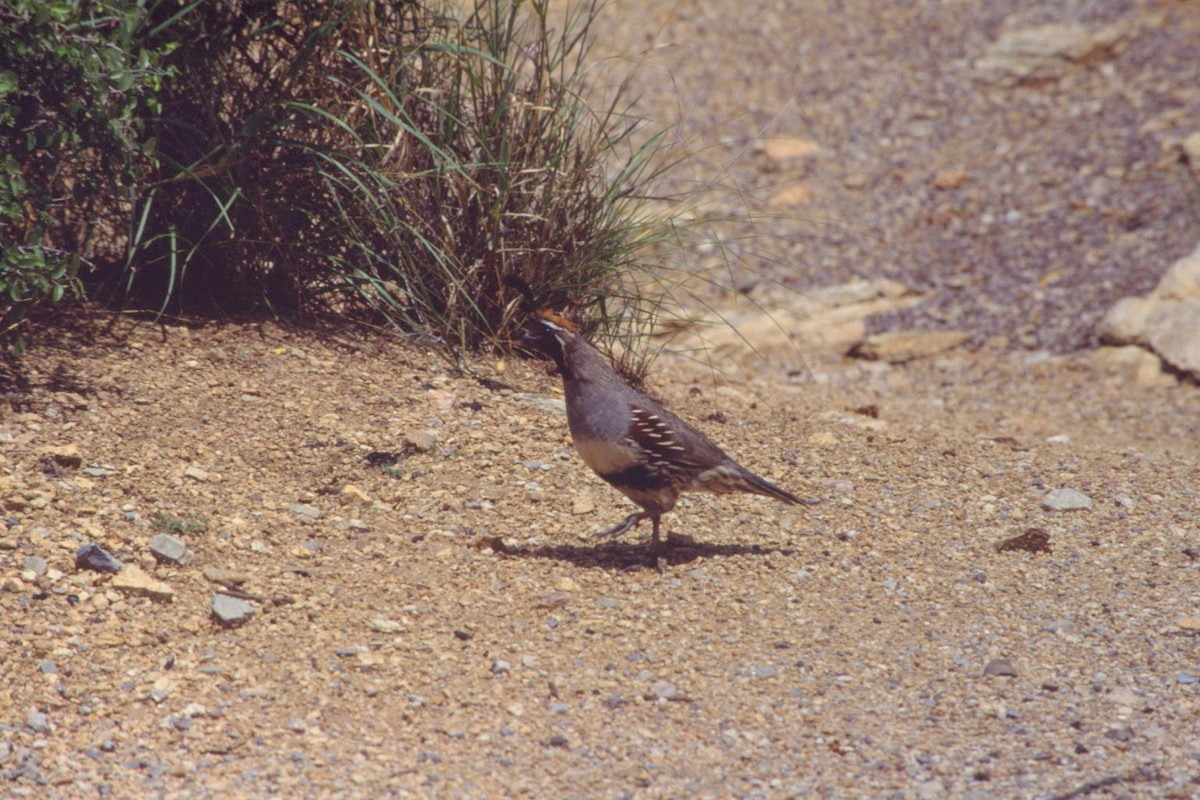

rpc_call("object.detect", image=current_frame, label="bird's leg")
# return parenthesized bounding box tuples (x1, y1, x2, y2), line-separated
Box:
(649, 516, 669, 573)
(596, 511, 648, 540)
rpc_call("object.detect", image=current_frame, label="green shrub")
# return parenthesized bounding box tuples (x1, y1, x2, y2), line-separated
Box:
(109, 0, 680, 367)
(4, 1, 684, 371)
(0, 0, 175, 354)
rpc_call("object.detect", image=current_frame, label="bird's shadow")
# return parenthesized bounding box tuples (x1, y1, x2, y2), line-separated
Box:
(489, 536, 795, 571)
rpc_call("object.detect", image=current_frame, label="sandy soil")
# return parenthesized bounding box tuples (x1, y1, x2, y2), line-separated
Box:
(3, 1, 1200, 798)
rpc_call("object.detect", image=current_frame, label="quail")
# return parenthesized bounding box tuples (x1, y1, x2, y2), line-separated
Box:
(520, 310, 816, 552)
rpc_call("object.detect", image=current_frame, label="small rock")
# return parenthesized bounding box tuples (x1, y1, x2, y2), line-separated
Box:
(595, 597, 621, 609)
(1105, 726, 1133, 743)
(1177, 673, 1199, 685)
(1042, 488, 1093, 511)
(762, 137, 821, 162)
(984, 658, 1017, 677)
(650, 680, 677, 700)
(571, 493, 595, 515)
(203, 566, 249, 587)
(404, 429, 439, 453)
(183, 465, 209, 482)
(1042, 619, 1077, 635)
(42, 444, 82, 469)
(22, 555, 48, 576)
(555, 576, 581, 593)
(974, 22, 1126, 87)
(81, 467, 109, 478)
(933, 170, 970, 190)
(768, 184, 815, 208)
(849, 330, 972, 363)
(537, 591, 573, 609)
(111, 565, 176, 602)
(492, 659, 511, 675)
(75, 543, 123, 574)
(370, 618, 405, 633)
(290, 502, 322, 519)
(149, 533, 193, 566)
(338, 484, 372, 505)
(1108, 687, 1141, 707)
(212, 594, 255, 626)
(26, 711, 51, 734)
(1175, 616, 1200, 631)
(843, 172, 869, 189)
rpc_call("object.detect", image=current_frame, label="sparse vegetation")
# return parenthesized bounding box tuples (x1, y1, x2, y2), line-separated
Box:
(3, 0, 690, 373)
(149, 511, 207, 535)
(0, 0, 174, 354)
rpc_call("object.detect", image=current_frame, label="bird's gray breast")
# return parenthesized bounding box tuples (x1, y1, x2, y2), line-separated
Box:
(564, 381, 642, 476)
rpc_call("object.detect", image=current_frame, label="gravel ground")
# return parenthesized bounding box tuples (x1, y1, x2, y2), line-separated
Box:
(3, 2, 1200, 798)
(591, 0, 1200, 352)
(2, 321, 1199, 799)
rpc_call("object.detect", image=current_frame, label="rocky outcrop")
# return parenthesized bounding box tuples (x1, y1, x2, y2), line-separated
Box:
(1099, 241, 1200, 381)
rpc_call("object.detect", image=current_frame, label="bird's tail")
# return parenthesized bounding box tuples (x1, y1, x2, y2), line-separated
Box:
(740, 470, 818, 506)
(697, 464, 818, 506)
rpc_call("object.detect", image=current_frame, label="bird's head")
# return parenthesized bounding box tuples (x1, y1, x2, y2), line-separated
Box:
(518, 310, 579, 369)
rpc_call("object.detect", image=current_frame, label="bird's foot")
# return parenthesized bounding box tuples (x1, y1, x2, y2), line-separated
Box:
(595, 512, 647, 540)
(617, 548, 670, 574)
(649, 517, 669, 572)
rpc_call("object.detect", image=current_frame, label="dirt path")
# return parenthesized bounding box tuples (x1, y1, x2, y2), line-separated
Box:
(592, 0, 1200, 352)
(3, 1, 1200, 798)
(2, 319, 1198, 798)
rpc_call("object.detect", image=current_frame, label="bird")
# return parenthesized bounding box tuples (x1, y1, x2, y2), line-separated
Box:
(519, 309, 816, 554)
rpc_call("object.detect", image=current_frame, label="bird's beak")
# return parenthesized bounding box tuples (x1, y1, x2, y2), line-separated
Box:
(516, 330, 537, 350)
(516, 329, 546, 358)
